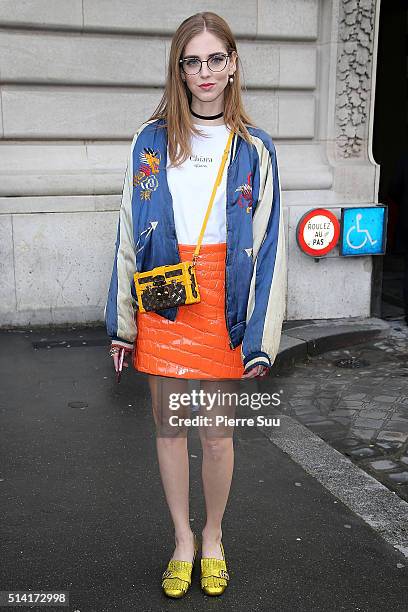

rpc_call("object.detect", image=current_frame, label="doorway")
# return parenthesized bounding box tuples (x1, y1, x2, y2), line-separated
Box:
(372, 0, 408, 323)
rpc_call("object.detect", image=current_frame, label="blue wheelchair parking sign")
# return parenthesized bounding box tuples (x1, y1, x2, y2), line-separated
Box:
(340, 206, 387, 256)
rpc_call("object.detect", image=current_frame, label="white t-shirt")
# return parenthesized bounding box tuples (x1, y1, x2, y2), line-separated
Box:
(166, 123, 231, 245)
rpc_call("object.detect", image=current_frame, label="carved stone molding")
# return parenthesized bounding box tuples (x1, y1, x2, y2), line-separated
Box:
(335, 0, 377, 158)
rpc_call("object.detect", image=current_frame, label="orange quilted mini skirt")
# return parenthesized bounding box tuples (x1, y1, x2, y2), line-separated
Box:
(133, 243, 245, 379)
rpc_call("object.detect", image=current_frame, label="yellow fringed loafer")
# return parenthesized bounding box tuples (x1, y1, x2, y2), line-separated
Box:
(162, 533, 199, 598)
(200, 541, 230, 596)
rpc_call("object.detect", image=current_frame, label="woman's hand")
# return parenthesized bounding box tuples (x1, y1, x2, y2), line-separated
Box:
(242, 364, 269, 379)
(110, 344, 132, 372)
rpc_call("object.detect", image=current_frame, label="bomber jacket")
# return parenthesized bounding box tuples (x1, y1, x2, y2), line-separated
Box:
(104, 118, 287, 373)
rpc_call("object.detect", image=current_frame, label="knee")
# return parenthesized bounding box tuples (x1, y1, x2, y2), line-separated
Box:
(156, 434, 188, 450)
(201, 436, 233, 461)
(152, 405, 188, 437)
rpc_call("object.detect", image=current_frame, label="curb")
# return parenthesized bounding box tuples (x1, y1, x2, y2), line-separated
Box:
(1, 317, 392, 374)
(273, 316, 391, 371)
(260, 414, 408, 559)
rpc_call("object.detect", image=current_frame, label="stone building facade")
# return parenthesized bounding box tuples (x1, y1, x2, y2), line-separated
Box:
(0, 0, 381, 326)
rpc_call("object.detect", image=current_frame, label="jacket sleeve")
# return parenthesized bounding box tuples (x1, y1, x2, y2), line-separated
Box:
(241, 136, 287, 372)
(104, 133, 139, 350)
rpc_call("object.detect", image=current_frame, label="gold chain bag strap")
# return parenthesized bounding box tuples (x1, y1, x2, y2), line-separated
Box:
(134, 129, 234, 313)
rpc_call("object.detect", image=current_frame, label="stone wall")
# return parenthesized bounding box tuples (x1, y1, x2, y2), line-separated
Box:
(0, 0, 381, 326)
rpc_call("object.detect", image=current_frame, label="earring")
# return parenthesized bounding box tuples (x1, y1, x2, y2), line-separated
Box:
(229, 75, 234, 84)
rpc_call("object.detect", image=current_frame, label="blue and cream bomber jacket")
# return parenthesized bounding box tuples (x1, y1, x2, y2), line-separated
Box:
(104, 118, 287, 373)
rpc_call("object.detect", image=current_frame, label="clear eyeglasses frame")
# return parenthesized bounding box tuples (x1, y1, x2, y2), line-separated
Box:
(179, 53, 232, 75)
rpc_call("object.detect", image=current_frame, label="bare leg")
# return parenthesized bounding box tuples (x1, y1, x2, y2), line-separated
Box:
(148, 374, 195, 561)
(198, 379, 238, 559)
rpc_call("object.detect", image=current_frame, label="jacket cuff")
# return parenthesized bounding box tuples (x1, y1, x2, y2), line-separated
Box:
(243, 351, 271, 372)
(111, 337, 134, 351)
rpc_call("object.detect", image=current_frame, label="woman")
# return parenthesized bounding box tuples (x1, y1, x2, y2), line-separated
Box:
(105, 11, 286, 599)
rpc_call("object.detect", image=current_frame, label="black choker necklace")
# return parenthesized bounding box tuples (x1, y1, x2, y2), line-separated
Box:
(190, 108, 224, 120)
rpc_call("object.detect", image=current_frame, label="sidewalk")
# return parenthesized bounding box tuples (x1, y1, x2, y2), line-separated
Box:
(278, 315, 391, 371)
(1, 317, 407, 611)
(273, 316, 408, 503)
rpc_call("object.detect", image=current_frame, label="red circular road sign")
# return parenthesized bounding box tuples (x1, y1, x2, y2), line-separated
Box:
(296, 208, 340, 257)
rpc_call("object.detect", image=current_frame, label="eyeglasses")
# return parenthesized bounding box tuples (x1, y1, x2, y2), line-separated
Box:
(179, 53, 231, 75)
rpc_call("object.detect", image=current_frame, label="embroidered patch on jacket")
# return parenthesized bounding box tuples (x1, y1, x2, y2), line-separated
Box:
(133, 148, 161, 201)
(235, 172, 253, 213)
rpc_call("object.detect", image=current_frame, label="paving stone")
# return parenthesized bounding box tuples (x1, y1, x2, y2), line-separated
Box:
(315, 397, 337, 407)
(343, 393, 367, 400)
(353, 418, 385, 428)
(364, 402, 392, 411)
(316, 394, 340, 399)
(307, 420, 341, 429)
(373, 396, 398, 402)
(278, 321, 408, 500)
(386, 472, 408, 484)
(377, 431, 408, 442)
(364, 411, 389, 419)
(337, 438, 361, 448)
(350, 428, 376, 441)
(382, 421, 408, 432)
(348, 447, 377, 458)
(305, 418, 337, 427)
(395, 398, 408, 406)
(322, 433, 351, 444)
(332, 417, 353, 427)
(330, 409, 356, 416)
(375, 441, 403, 451)
(398, 485, 408, 502)
(291, 410, 319, 419)
(296, 410, 326, 422)
(368, 459, 399, 471)
(391, 412, 408, 420)
(290, 405, 316, 413)
(293, 385, 316, 391)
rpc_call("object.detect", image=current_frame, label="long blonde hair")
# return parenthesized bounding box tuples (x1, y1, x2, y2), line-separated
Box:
(146, 11, 257, 167)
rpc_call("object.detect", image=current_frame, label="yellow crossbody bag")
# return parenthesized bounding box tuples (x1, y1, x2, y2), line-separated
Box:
(134, 130, 234, 313)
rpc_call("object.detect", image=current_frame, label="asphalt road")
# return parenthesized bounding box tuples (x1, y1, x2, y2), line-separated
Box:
(1, 325, 407, 611)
